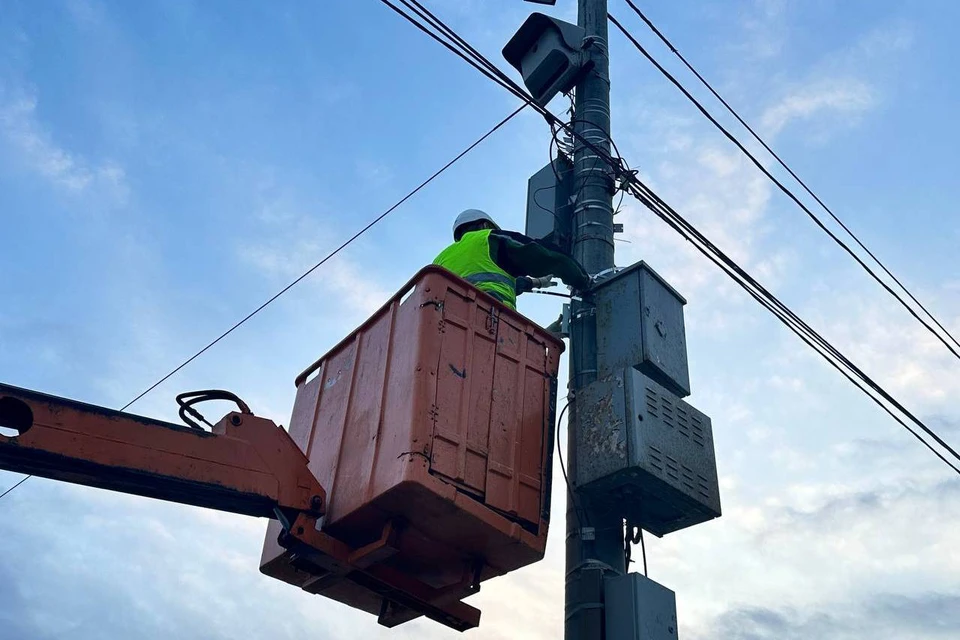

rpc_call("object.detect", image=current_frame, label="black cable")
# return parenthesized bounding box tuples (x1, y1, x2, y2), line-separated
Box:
(626, 178, 960, 474)
(381, 0, 635, 190)
(533, 185, 566, 225)
(624, 523, 647, 575)
(382, 0, 960, 474)
(556, 401, 589, 529)
(638, 526, 647, 576)
(626, 156, 960, 471)
(175, 389, 252, 431)
(390, 1, 631, 252)
(0, 476, 29, 501)
(530, 290, 574, 299)
(608, 12, 960, 364)
(548, 125, 567, 185)
(381, 0, 547, 120)
(0, 104, 528, 503)
(621, 0, 960, 355)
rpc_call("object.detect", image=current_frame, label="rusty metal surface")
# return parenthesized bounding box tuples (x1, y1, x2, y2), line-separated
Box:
(262, 265, 564, 629)
(283, 513, 483, 631)
(574, 369, 721, 536)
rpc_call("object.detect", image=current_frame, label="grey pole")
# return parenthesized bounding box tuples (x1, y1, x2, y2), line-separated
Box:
(566, 1, 621, 639)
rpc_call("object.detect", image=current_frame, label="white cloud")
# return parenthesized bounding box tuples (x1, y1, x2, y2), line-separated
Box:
(241, 203, 392, 319)
(855, 22, 916, 58)
(760, 79, 876, 136)
(736, 0, 790, 60)
(803, 286, 960, 413)
(0, 87, 129, 204)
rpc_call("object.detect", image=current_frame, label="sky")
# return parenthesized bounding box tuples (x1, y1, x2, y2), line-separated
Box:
(1, 0, 959, 638)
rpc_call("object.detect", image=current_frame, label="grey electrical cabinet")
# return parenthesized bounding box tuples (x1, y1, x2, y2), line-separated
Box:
(575, 368, 720, 536)
(524, 155, 573, 254)
(594, 261, 691, 398)
(605, 573, 679, 640)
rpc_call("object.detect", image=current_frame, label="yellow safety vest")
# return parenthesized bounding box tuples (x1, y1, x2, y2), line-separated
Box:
(433, 229, 517, 309)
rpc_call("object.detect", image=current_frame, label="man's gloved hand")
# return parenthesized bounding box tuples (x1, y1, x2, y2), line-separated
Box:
(517, 275, 559, 294)
(529, 275, 558, 289)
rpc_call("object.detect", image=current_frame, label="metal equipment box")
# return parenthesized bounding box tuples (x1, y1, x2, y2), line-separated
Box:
(575, 368, 720, 536)
(261, 266, 563, 625)
(605, 573, 679, 640)
(525, 155, 574, 254)
(595, 261, 691, 398)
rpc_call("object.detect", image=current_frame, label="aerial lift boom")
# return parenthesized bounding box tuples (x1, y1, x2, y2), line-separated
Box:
(0, 382, 481, 631)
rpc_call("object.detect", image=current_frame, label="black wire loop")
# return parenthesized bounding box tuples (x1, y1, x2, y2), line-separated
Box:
(175, 390, 253, 431)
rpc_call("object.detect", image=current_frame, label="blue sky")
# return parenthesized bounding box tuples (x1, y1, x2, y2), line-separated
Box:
(2, 1, 959, 638)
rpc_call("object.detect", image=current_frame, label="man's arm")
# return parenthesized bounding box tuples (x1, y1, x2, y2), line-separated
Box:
(490, 231, 591, 290)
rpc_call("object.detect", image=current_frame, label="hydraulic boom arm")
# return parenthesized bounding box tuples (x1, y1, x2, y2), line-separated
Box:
(0, 383, 325, 519)
(0, 382, 481, 632)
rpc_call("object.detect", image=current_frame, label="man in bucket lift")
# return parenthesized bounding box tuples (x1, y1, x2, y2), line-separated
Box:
(434, 209, 591, 310)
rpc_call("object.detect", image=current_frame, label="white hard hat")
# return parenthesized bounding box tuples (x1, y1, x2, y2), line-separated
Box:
(453, 209, 500, 239)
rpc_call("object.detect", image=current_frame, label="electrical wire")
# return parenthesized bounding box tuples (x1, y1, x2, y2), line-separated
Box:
(0, 476, 29, 501)
(0, 104, 528, 503)
(608, 11, 960, 364)
(384, 0, 631, 255)
(621, 0, 960, 356)
(381, 0, 543, 116)
(530, 290, 574, 299)
(556, 401, 589, 530)
(625, 176, 960, 474)
(380, 0, 633, 197)
(624, 523, 647, 576)
(638, 526, 647, 576)
(382, 0, 960, 474)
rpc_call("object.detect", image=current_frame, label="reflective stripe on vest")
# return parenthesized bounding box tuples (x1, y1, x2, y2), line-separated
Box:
(464, 272, 514, 288)
(433, 229, 517, 309)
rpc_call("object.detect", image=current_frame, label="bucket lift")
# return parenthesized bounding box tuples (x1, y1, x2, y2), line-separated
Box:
(0, 267, 563, 632)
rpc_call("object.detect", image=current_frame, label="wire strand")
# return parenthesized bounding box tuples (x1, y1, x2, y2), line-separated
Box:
(556, 401, 589, 530)
(608, 12, 960, 364)
(0, 476, 29, 501)
(638, 526, 647, 576)
(626, 178, 960, 473)
(621, 0, 960, 355)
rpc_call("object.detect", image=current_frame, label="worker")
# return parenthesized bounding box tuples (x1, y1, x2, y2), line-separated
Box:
(433, 209, 592, 310)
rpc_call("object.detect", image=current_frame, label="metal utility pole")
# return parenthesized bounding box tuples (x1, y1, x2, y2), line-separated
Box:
(566, 1, 620, 639)
(508, 3, 720, 639)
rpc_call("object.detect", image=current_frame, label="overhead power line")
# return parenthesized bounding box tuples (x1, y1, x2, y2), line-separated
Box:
(608, 10, 960, 364)
(624, 177, 960, 475)
(381, 0, 548, 118)
(0, 103, 527, 503)
(621, 0, 960, 356)
(381, 0, 960, 475)
(0, 476, 29, 501)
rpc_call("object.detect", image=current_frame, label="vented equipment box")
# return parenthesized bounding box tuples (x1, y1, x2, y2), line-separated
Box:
(575, 368, 720, 536)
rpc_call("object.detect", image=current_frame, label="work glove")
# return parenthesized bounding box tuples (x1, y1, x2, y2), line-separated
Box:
(529, 275, 558, 289)
(517, 275, 558, 294)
